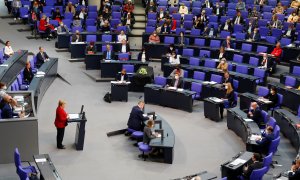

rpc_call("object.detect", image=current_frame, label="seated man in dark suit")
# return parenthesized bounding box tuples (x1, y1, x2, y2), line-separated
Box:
(233, 11, 244, 25)
(161, 22, 170, 34)
(1, 95, 24, 119)
(221, 36, 234, 49)
(127, 101, 149, 132)
(289, 159, 300, 180)
(249, 28, 261, 42)
(248, 102, 264, 128)
(222, 71, 233, 85)
(260, 54, 274, 74)
(36, 46, 49, 68)
(23, 61, 34, 83)
(103, 44, 115, 60)
(241, 153, 263, 180)
(116, 69, 128, 82)
(85, 41, 97, 54)
(213, 2, 224, 18)
(255, 126, 275, 155)
(71, 30, 82, 42)
(220, 19, 233, 32)
(169, 73, 183, 88)
(202, 24, 217, 37)
(118, 39, 130, 53)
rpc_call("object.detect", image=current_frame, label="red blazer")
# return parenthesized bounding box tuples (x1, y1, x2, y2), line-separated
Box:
(54, 106, 68, 128)
(171, 19, 177, 30)
(39, 19, 54, 31)
(271, 47, 282, 58)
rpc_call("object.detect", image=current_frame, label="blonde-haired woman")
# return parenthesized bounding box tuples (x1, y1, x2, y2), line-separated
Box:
(54, 100, 69, 149)
(220, 83, 235, 119)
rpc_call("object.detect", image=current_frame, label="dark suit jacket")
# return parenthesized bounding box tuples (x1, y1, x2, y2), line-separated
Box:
(243, 161, 263, 179)
(71, 34, 82, 42)
(256, 132, 275, 154)
(137, 52, 149, 61)
(233, 16, 244, 25)
(220, 23, 233, 32)
(225, 90, 235, 106)
(249, 108, 264, 127)
(127, 106, 149, 131)
(264, 93, 278, 108)
(249, 32, 261, 42)
(201, 1, 213, 8)
(161, 26, 170, 34)
(218, 51, 228, 60)
(170, 77, 183, 88)
(36, 52, 49, 68)
(85, 45, 97, 54)
(116, 73, 128, 81)
(222, 77, 233, 85)
(289, 169, 300, 180)
(221, 40, 234, 49)
(213, 6, 224, 16)
(23, 67, 34, 83)
(1, 103, 18, 119)
(118, 44, 130, 53)
(202, 27, 217, 36)
(284, 29, 295, 38)
(103, 50, 115, 60)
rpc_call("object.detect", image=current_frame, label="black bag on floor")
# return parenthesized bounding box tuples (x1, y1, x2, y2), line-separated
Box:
(103, 92, 111, 103)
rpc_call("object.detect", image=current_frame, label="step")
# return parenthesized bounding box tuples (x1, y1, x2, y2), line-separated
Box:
(130, 29, 144, 36)
(135, 16, 145, 22)
(133, 22, 146, 29)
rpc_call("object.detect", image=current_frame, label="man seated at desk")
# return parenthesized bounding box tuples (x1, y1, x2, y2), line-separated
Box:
(170, 66, 184, 78)
(36, 46, 50, 68)
(222, 36, 234, 49)
(168, 73, 183, 89)
(255, 126, 275, 155)
(118, 39, 130, 53)
(23, 61, 34, 84)
(247, 102, 264, 128)
(85, 41, 97, 55)
(103, 44, 115, 60)
(288, 159, 300, 180)
(127, 101, 149, 132)
(116, 69, 128, 82)
(0, 95, 25, 119)
(222, 71, 233, 85)
(241, 153, 263, 180)
(262, 86, 278, 109)
(71, 30, 82, 42)
(260, 53, 274, 74)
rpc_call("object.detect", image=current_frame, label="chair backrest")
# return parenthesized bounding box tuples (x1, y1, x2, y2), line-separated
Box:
(118, 53, 129, 61)
(242, 43, 252, 52)
(199, 50, 210, 58)
(220, 31, 231, 38)
(64, 12, 73, 20)
(280, 38, 291, 47)
(182, 48, 194, 57)
(263, 152, 273, 171)
(86, 35, 96, 42)
(275, 94, 283, 108)
(267, 117, 277, 128)
(292, 66, 300, 76)
(204, 60, 216, 68)
(236, 65, 248, 74)
(145, 26, 155, 33)
(233, 54, 243, 63)
(233, 79, 239, 90)
(256, 46, 268, 53)
(285, 76, 296, 87)
(154, 76, 167, 86)
(102, 35, 112, 42)
(189, 57, 200, 66)
(194, 38, 205, 46)
(249, 166, 268, 180)
(210, 40, 221, 48)
(254, 68, 266, 79)
(235, 32, 246, 40)
(193, 71, 205, 81)
(17, 165, 30, 180)
(273, 125, 280, 138)
(14, 148, 21, 168)
(257, 87, 269, 96)
(261, 110, 269, 124)
(191, 82, 202, 95)
(268, 136, 280, 155)
(86, 26, 97, 32)
(249, 57, 259, 66)
(266, 36, 277, 44)
(164, 36, 175, 44)
(210, 74, 222, 83)
(122, 64, 134, 73)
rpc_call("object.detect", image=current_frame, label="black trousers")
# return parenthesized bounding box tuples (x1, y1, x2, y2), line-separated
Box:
(219, 103, 224, 118)
(56, 127, 65, 148)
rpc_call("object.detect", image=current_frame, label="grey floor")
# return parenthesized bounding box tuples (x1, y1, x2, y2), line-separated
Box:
(0, 3, 296, 180)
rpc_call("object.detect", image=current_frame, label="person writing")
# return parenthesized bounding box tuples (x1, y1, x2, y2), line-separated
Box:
(169, 73, 183, 89)
(248, 102, 264, 128)
(169, 51, 180, 65)
(0, 95, 24, 119)
(23, 61, 34, 83)
(116, 69, 128, 82)
(36, 46, 50, 68)
(219, 83, 235, 119)
(54, 100, 69, 149)
(217, 58, 228, 72)
(85, 41, 97, 55)
(4, 41, 14, 58)
(242, 153, 263, 180)
(261, 86, 279, 110)
(148, 31, 160, 43)
(127, 101, 149, 132)
(255, 126, 275, 155)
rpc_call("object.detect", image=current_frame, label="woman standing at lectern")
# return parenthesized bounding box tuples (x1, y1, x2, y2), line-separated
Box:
(54, 100, 69, 149)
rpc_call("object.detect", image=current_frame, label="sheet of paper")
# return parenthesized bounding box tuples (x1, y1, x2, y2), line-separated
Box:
(177, 88, 184, 92)
(210, 97, 223, 103)
(230, 158, 246, 166)
(156, 133, 161, 138)
(250, 134, 261, 141)
(36, 71, 45, 75)
(0, 64, 9, 67)
(143, 114, 147, 117)
(35, 74, 44, 78)
(69, 113, 79, 119)
(14, 96, 24, 101)
(209, 81, 217, 85)
(35, 158, 47, 163)
(243, 118, 253, 122)
(168, 87, 176, 90)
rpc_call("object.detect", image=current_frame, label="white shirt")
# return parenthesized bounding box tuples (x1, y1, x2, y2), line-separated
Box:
(169, 56, 180, 64)
(235, 16, 240, 24)
(121, 45, 127, 53)
(79, 12, 85, 19)
(219, 53, 224, 59)
(179, 7, 188, 14)
(126, 19, 131, 25)
(286, 29, 291, 37)
(224, 23, 228, 30)
(121, 75, 124, 82)
(4, 46, 14, 56)
(118, 34, 127, 42)
(141, 52, 146, 62)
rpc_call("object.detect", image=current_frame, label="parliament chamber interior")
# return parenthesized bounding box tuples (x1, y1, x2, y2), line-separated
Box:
(0, 0, 300, 179)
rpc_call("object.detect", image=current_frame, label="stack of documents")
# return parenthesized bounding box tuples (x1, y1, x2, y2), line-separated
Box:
(209, 97, 223, 103)
(229, 158, 246, 166)
(243, 118, 253, 122)
(111, 81, 130, 84)
(250, 134, 261, 141)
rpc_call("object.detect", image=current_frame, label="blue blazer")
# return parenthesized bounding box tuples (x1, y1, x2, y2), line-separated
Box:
(1, 103, 18, 119)
(127, 106, 149, 131)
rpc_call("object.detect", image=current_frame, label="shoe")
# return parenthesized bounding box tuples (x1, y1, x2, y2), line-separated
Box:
(57, 145, 65, 149)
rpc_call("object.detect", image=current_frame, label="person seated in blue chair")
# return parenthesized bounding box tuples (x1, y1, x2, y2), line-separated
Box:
(263, 86, 278, 109)
(219, 83, 235, 119)
(255, 126, 275, 155)
(85, 41, 97, 55)
(222, 71, 233, 85)
(103, 44, 115, 60)
(168, 73, 183, 89)
(289, 159, 300, 180)
(170, 65, 184, 78)
(127, 101, 149, 132)
(116, 69, 128, 82)
(247, 102, 264, 128)
(241, 153, 263, 180)
(141, 119, 161, 156)
(0, 95, 24, 119)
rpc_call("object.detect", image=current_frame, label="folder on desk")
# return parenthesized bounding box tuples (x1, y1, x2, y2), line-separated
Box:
(250, 134, 261, 141)
(230, 158, 246, 166)
(35, 158, 47, 163)
(69, 113, 80, 119)
(243, 118, 253, 122)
